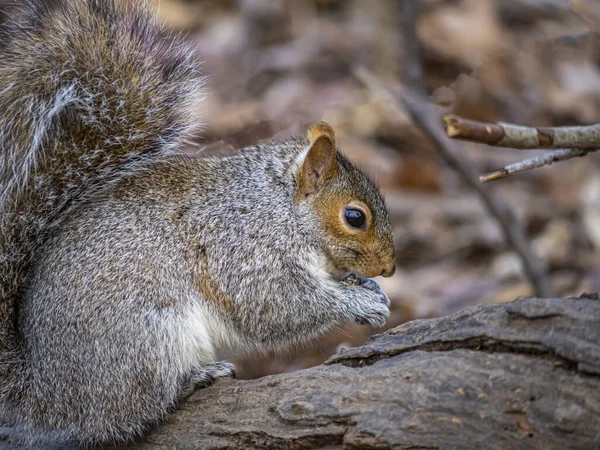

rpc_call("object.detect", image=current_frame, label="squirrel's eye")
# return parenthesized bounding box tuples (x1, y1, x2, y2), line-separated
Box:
(344, 208, 365, 228)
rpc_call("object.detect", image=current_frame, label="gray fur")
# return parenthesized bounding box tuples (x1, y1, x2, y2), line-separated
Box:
(0, 1, 394, 447)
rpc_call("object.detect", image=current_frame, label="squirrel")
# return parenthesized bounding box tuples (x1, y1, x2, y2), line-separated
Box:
(0, 0, 396, 447)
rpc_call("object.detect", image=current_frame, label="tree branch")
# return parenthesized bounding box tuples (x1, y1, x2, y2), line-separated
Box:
(480, 148, 594, 182)
(443, 114, 600, 149)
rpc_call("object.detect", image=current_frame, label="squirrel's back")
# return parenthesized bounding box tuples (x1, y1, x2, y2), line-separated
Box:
(0, 0, 203, 413)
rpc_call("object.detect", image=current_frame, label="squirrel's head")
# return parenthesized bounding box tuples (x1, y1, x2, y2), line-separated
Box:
(294, 123, 396, 279)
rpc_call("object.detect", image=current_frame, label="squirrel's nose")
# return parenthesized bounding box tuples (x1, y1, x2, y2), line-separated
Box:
(381, 261, 396, 278)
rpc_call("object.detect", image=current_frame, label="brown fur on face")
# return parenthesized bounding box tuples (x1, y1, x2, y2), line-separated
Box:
(314, 191, 395, 278)
(297, 123, 396, 279)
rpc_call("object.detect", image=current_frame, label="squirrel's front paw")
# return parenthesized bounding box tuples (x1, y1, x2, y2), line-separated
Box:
(344, 277, 390, 327)
(360, 279, 390, 304)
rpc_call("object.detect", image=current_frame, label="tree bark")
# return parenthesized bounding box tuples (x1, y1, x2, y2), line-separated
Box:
(132, 296, 600, 450)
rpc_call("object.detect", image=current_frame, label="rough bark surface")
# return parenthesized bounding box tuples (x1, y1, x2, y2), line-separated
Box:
(132, 296, 600, 450)
(2, 296, 599, 449)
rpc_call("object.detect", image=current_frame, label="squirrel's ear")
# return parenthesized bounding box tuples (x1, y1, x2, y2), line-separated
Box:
(296, 123, 337, 201)
(307, 122, 335, 143)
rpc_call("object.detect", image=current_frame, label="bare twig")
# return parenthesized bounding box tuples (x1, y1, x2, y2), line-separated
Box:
(443, 114, 600, 149)
(480, 148, 595, 182)
(354, 67, 555, 298)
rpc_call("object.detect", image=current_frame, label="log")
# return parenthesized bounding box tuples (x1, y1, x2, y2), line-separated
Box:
(131, 296, 600, 450)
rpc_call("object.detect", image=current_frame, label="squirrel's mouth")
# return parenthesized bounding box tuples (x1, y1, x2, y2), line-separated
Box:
(324, 256, 354, 281)
(326, 246, 396, 279)
(340, 273, 365, 286)
(331, 268, 353, 282)
(330, 261, 393, 280)
(324, 246, 364, 280)
(328, 262, 370, 282)
(326, 257, 383, 281)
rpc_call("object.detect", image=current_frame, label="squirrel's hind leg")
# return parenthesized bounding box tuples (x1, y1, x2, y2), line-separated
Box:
(178, 362, 236, 400)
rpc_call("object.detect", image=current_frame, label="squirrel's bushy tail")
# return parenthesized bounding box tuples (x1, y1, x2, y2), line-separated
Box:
(0, 0, 203, 412)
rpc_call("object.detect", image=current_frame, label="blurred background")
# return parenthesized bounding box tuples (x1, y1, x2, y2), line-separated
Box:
(5, 0, 600, 378)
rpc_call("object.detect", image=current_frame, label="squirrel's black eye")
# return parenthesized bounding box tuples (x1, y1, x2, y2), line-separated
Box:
(345, 209, 365, 228)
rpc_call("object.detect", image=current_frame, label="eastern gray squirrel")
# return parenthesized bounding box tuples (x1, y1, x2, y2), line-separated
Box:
(0, 0, 396, 446)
